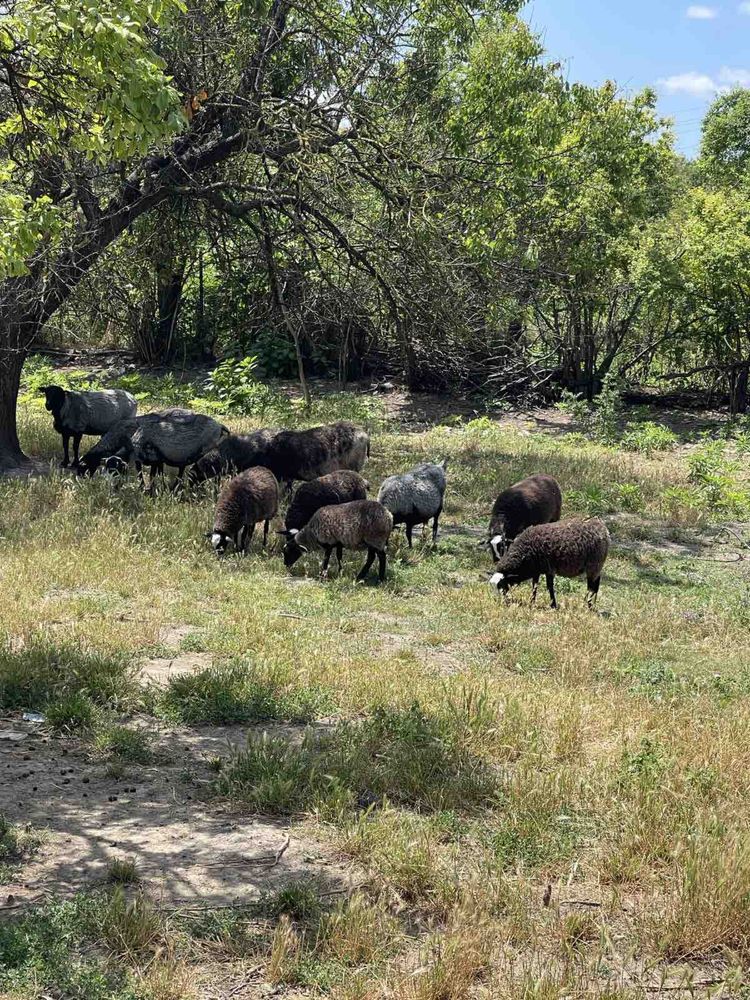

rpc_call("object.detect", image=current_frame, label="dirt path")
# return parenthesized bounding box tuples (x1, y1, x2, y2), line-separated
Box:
(0, 713, 348, 910)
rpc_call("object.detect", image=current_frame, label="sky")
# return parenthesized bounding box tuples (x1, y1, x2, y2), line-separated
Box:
(523, 0, 750, 157)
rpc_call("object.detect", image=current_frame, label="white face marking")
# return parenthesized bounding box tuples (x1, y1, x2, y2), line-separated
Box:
(489, 572, 504, 590)
(211, 532, 223, 549)
(289, 528, 299, 537)
(490, 535, 504, 561)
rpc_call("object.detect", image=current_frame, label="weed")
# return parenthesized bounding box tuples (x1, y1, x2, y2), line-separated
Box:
(92, 723, 153, 764)
(154, 661, 334, 725)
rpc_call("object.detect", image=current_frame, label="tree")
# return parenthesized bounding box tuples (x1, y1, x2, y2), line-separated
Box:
(640, 186, 750, 415)
(1, 0, 524, 472)
(700, 89, 750, 187)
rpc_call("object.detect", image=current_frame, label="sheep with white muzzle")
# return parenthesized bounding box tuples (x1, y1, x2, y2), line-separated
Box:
(485, 473, 562, 561)
(489, 518, 610, 609)
(282, 499, 393, 583)
(209, 467, 280, 555)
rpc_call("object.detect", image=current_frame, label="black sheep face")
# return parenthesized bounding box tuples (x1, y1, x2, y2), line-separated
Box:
(282, 531, 308, 568)
(76, 453, 102, 477)
(209, 530, 231, 556)
(488, 532, 508, 561)
(488, 569, 520, 594)
(104, 456, 128, 477)
(40, 385, 65, 413)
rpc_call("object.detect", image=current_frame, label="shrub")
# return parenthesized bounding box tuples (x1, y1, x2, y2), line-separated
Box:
(621, 421, 677, 455)
(218, 703, 498, 815)
(205, 356, 293, 419)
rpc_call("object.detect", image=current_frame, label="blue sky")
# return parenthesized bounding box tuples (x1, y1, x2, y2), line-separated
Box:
(523, 0, 750, 157)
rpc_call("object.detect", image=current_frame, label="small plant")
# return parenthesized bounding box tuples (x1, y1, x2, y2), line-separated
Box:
(621, 421, 677, 455)
(45, 692, 98, 733)
(93, 724, 153, 764)
(0, 815, 43, 882)
(205, 356, 292, 419)
(106, 858, 140, 885)
(154, 661, 334, 726)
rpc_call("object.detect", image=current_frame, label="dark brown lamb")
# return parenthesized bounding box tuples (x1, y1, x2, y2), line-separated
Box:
(489, 518, 609, 609)
(283, 470, 370, 533)
(487, 473, 562, 560)
(283, 499, 393, 583)
(210, 467, 279, 555)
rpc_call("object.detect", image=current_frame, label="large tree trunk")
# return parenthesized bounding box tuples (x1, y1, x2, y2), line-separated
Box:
(0, 347, 27, 473)
(0, 282, 41, 473)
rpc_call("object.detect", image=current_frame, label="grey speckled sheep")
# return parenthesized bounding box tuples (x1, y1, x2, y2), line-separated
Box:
(41, 385, 137, 467)
(282, 470, 369, 534)
(210, 467, 279, 555)
(283, 499, 393, 583)
(377, 460, 447, 547)
(489, 518, 610, 609)
(188, 429, 279, 485)
(79, 408, 228, 488)
(487, 474, 562, 560)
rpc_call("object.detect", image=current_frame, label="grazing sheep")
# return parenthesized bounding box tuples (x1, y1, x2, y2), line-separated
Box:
(209, 467, 279, 555)
(264, 422, 370, 488)
(188, 429, 279, 485)
(40, 385, 137, 467)
(488, 518, 610, 609)
(377, 460, 447, 547)
(486, 474, 562, 560)
(283, 499, 393, 583)
(78, 408, 228, 487)
(282, 470, 369, 534)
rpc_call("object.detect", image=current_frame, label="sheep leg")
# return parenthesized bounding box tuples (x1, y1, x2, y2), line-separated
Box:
(531, 576, 540, 605)
(61, 433, 70, 467)
(136, 461, 146, 490)
(321, 545, 333, 579)
(263, 520, 270, 547)
(356, 547, 377, 582)
(335, 543, 344, 572)
(170, 466, 186, 493)
(587, 575, 601, 610)
(243, 523, 255, 553)
(405, 522, 414, 548)
(545, 573, 558, 610)
(377, 549, 387, 583)
(72, 433, 83, 467)
(432, 507, 442, 542)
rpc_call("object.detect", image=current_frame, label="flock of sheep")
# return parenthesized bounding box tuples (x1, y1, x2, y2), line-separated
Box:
(40, 384, 610, 604)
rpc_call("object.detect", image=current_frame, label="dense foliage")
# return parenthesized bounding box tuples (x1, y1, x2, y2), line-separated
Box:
(3, 0, 750, 470)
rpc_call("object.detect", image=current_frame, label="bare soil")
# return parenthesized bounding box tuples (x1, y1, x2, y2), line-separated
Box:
(0, 713, 348, 911)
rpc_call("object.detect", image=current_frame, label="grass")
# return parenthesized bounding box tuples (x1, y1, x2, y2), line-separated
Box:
(2, 385, 750, 996)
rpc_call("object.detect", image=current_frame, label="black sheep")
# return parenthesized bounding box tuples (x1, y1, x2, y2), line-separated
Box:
(282, 470, 369, 534)
(486, 474, 562, 560)
(489, 518, 610, 609)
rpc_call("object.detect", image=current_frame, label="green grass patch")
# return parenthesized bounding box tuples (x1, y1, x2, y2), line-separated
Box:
(218, 702, 497, 815)
(152, 660, 335, 725)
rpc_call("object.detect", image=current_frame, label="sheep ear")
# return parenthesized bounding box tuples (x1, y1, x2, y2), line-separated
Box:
(477, 538, 490, 548)
(297, 544, 308, 554)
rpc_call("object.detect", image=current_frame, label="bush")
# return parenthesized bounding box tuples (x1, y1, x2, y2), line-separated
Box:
(205, 356, 293, 419)
(0, 639, 137, 714)
(621, 421, 678, 454)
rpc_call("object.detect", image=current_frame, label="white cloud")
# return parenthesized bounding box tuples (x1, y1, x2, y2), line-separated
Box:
(659, 71, 719, 96)
(658, 67, 750, 97)
(718, 67, 750, 87)
(739, 2, 750, 13)
(686, 4, 718, 16)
